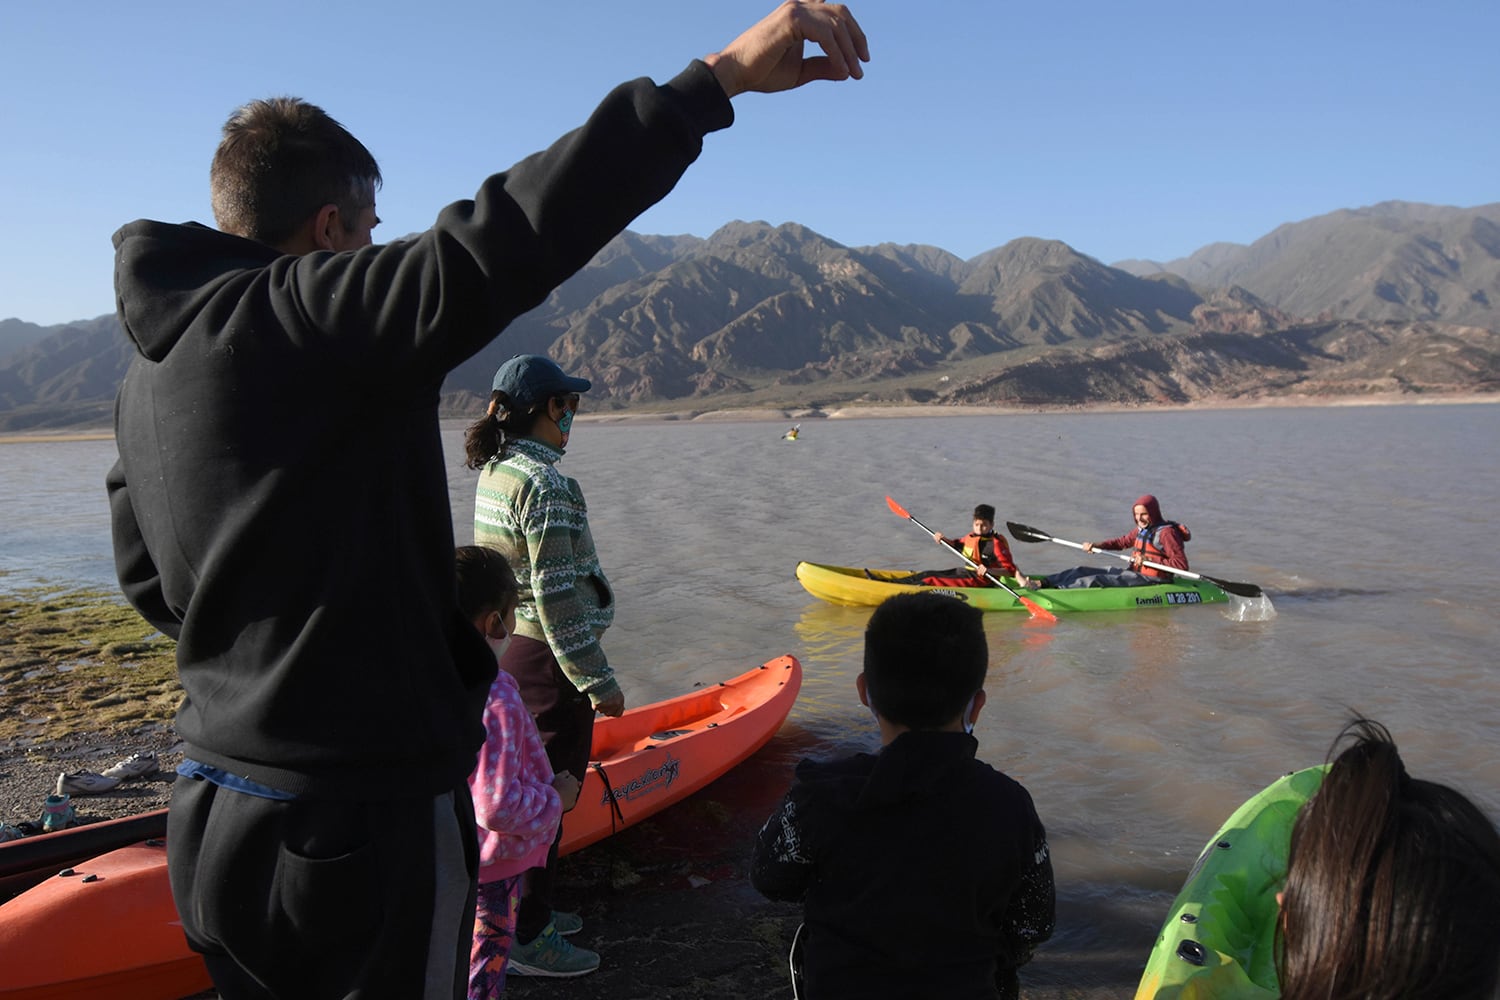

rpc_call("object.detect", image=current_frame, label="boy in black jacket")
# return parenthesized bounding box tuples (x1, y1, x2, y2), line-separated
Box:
(752, 593, 1054, 999)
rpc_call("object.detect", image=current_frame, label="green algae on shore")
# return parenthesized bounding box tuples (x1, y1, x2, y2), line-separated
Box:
(0, 588, 178, 742)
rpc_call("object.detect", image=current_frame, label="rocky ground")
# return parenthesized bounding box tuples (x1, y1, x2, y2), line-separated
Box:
(0, 727, 179, 828)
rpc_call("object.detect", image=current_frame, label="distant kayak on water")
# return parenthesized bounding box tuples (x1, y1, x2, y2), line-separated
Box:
(782, 423, 800, 441)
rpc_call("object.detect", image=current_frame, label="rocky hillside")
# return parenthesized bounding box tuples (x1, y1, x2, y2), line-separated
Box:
(3, 202, 1497, 431)
(938, 321, 1500, 407)
(1115, 201, 1500, 327)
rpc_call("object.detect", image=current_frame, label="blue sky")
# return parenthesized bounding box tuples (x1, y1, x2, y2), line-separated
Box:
(3, 1, 1496, 326)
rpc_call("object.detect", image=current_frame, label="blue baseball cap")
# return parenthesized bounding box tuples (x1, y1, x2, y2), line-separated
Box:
(490, 355, 591, 407)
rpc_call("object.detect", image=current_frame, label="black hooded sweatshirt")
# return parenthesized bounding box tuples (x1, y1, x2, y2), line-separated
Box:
(107, 63, 732, 800)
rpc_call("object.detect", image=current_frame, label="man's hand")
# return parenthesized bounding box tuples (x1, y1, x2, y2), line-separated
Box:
(706, 1, 870, 99)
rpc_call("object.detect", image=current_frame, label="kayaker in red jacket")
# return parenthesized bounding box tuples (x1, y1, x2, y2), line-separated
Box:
(1088, 494, 1190, 577)
(902, 504, 1035, 589)
(1038, 494, 1190, 589)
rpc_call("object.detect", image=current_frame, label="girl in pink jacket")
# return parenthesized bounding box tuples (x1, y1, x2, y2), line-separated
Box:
(456, 547, 582, 996)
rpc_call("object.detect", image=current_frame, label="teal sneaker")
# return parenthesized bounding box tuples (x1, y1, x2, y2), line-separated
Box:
(41, 794, 75, 832)
(551, 910, 583, 937)
(507, 922, 599, 978)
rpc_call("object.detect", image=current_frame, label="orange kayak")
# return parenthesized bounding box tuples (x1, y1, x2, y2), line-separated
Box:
(0, 807, 169, 904)
(0, 838, 211, 1000)
(0, 655, 800, 999)
(559, 654, 801, 855)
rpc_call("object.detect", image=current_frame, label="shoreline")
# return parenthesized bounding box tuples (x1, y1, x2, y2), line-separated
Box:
(4, 391, 1493, 443)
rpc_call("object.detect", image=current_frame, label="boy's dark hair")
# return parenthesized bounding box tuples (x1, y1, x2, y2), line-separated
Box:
(973, 504, 995, 522)
(454, 545, 520, 621)
(863, 593, 987, 729)
(210, 96, 382, 247)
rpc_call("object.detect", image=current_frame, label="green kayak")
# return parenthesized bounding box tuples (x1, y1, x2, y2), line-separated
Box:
(1134, 766, 1328, 999)
(795, 561, 1230, 613)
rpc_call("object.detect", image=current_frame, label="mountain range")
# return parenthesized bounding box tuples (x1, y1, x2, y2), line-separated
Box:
(2, 200, 1497, 431)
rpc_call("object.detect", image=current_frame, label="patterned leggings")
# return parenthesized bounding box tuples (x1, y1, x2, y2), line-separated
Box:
(468, 874, 522, 999)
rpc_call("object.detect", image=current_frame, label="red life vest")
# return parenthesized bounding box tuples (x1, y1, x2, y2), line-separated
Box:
(1133, 522, 1190, 579)
(959, 532, 1015, 575)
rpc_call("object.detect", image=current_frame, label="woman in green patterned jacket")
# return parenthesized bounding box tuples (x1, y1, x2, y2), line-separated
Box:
(464, 353, 621, 977)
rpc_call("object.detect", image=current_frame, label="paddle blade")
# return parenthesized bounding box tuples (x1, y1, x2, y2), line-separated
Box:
(885, 496, 912, 520)
(1207, 577, 1264, 599)
(1006, 521, 1051, 544)
(1017, 593, 1058, 623)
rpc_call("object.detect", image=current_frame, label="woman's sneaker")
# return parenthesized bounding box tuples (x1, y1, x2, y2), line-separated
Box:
(101, 751, 159, 781)
(507, 922, 600, 978)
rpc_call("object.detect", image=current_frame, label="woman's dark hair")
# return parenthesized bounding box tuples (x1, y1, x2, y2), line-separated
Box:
(863, 593, 987, 729)
(1277, 716, 1500, 1000)
(463, 390, 549, 469)
(453, 545, 520, 621)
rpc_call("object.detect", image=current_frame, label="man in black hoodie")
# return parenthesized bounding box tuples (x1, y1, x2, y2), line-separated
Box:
(751, 593, 1054, 999)
(107, 5, 868, 997)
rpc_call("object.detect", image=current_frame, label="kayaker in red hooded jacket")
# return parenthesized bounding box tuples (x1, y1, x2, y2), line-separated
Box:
(1034, 495, 1190, 589)
(1087, 494, 1190, 578)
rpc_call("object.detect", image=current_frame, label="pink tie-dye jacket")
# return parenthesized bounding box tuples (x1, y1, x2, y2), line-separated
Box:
(468, 669, 562, 883)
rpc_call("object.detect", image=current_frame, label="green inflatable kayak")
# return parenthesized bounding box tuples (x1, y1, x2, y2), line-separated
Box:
(1134, 766, 1328, 1000)
(795, 561, 1230, 613)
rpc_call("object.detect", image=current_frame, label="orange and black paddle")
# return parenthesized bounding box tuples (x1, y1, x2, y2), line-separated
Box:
(885, 496, 1058, 623)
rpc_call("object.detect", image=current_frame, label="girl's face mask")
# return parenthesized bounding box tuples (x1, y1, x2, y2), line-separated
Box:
(484, 606, 516, 663)
(486, 633, 512, 663)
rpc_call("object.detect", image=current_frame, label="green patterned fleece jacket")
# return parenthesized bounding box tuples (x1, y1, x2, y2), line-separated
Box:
(474, 437, 619, 706)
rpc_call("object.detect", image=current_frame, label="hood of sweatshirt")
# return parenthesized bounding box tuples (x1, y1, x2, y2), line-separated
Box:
(113, 220, 283, 363)
(1135, 493, 1164, 525)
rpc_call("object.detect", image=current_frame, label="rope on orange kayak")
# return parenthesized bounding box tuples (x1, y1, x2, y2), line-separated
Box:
(590, 761, 627, 834)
